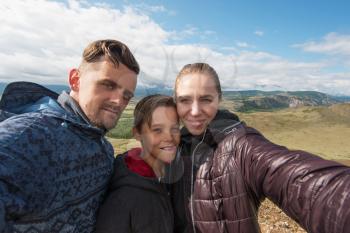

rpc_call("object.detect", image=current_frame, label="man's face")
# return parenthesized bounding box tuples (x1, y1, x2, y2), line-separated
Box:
(69, 59, 137, 130)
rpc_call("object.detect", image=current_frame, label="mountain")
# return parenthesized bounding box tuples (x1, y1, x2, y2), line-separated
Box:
(223, 90, 347, 112)
(45, 84, 70, 93)
(134, 86, 172, 98)
(0, 82, 6, 94)
(1, 82, 349, 112)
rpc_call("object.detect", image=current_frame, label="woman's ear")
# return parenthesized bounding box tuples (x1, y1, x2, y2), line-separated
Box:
(69, 68, 80, 92)
(132, 127, 141, 141)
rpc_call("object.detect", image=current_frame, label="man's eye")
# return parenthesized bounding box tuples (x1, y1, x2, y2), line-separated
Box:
(102, 83, 113, 89)
(123, 95, 132, 102)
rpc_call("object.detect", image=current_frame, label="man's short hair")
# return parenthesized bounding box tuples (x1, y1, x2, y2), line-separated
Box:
(82, 39, 140, 74)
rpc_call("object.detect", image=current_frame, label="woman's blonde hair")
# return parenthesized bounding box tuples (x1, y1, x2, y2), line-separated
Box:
(174, 63, 222, 100)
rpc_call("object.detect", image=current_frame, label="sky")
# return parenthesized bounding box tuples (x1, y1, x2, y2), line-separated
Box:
(1, 0, 350, 95)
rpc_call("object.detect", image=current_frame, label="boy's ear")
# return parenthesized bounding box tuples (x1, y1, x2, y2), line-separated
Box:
(132, 127, 141, 141)
(69, 68, 80, 92)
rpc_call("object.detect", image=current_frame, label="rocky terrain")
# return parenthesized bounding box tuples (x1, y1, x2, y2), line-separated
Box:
(258, 199, 305, 233)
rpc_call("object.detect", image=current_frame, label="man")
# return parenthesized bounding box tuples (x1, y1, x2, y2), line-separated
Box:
(0, 39, 139, 232)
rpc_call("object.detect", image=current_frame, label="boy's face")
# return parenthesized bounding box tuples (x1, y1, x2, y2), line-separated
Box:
(69, 59, 137, 130)
(135, 106, 180, 164)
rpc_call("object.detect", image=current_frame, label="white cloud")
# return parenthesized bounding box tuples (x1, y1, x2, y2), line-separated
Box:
(254, 30, 264, 36)
(0, 0, 169, 84)
(0, 0, 349, 95)
(129, 2, 176, 16)
(236, 41, 250, 48)
(204, 30, 216, 35)
(294, 32, 350, 56)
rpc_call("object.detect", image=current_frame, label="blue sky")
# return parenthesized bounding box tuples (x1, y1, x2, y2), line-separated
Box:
(1, 0, 350, 95)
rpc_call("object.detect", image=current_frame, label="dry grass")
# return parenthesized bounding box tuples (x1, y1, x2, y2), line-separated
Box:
(106, 138, 140, 155)
(238, 104, 350, 160)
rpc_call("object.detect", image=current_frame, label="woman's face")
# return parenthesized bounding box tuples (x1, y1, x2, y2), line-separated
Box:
(175, 73, 220, 135)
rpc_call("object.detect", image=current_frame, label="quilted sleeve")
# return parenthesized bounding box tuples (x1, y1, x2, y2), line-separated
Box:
(235, 129, 350, 233)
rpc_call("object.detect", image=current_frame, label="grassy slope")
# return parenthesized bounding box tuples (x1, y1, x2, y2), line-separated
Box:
(237, 103, 350, 160)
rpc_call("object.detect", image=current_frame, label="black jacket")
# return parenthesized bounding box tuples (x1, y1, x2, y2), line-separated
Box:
(96, 151, 174, 233)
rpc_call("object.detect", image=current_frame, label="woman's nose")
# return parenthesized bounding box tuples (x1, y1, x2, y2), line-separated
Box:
(190, 101, 200, 116)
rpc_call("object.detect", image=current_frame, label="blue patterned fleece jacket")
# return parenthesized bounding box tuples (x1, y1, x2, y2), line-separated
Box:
(0, 82, 114, 233)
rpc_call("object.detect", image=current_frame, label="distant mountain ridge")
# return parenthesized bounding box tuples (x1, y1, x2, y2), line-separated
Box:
(224, 90, 350, 112)
(1, 82, 349, 112)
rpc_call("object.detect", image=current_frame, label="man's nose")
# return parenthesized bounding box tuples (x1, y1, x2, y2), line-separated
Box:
(110, 90, 125, 105)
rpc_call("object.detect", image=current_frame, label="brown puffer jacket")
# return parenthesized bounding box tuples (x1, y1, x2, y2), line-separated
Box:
(171, 109, 350, 233)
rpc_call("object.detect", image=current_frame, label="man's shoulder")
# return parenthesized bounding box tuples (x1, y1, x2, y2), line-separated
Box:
(0, 111, 62, 129)
(0, 111, 64, 146)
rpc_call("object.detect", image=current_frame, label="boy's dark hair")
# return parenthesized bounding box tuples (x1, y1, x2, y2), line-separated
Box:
(82, 39, 140, 74)
(134, 94, 177, 132)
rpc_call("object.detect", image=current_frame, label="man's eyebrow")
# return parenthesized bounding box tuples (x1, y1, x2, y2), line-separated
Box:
(98, 79, 116, 85)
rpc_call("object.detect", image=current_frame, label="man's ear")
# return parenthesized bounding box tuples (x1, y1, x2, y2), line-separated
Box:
(132, 127, 141, 141)
(69, 68, 80, 92)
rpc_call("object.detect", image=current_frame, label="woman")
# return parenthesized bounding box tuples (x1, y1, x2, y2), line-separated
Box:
(171, 63, 350, 233)
(96, 94, 181, 233)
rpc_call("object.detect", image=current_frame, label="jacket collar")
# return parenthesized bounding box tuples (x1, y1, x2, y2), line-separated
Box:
(0, 81, 59, 112)
(0, 81, 105, 136)
(125, 148, 156, 178)
(57, 91, 92, 127)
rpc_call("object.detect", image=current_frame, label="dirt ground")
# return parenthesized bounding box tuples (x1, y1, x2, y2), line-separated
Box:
(258, 199, 306, 233)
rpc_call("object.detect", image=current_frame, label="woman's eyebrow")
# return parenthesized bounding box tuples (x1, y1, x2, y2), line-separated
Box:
(199, 95, 214, 99)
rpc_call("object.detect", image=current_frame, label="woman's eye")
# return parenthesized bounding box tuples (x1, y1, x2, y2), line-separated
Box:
(201, 98, 212, 103)
(179, 99, 191, 104)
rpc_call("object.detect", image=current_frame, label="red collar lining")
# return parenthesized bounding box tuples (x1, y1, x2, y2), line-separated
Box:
(125, 148, 156, 178)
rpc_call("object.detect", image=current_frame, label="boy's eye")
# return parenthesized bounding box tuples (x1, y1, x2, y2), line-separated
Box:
(152, 128, 162, 133)
(171, 127, 180, 134)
